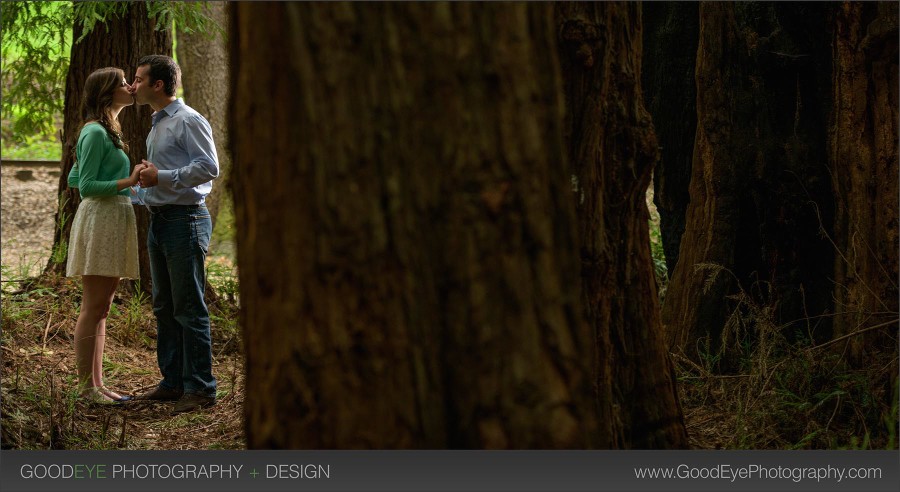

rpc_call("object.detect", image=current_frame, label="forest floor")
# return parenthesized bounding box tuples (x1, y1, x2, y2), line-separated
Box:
(2, 165, 895, 450)
(1, 276, 245, 450)
(2, 164, 244, 449)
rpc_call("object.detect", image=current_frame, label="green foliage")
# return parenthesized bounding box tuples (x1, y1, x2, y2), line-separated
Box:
(649, 218, 668, 297)
(1, 1, 222, 144)
(0, 293, 32, 325)
(50, 195, 71, 264)
(107, 284, 153, 348)
(1, 1, 72, 142)
(50, 238, 68, 265)
(1, 134, 61, 160)
(210, 194, 235, 256)
(646, 187, 668, 299)
(149, 1, 225, 39)
(71, 2, 130, 43)
(207, 258, 238, 304)
(5, 253, 45, 282)
(124, 285, 152, 345)
(209, 196, 238, 303)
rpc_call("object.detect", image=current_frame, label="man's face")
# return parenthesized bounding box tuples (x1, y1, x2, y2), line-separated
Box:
(130, 65, 156, 105)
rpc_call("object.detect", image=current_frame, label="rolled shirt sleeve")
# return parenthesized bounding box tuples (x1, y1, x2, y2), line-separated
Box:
(156, 115, 219, 190)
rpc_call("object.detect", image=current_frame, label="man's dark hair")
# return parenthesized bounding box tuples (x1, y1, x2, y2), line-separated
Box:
(138, 55, 180, 97)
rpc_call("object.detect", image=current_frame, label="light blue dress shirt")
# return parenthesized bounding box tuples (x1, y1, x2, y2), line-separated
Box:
(143, 98, 219, 206)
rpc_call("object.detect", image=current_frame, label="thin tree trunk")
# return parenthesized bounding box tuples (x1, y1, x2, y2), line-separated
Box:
(232, 2, 598, 449)
(47, 3, 171, 296)
(556, 1, 688, 449)
(829, 2, 899, 362)
(177, 1, 230, 228)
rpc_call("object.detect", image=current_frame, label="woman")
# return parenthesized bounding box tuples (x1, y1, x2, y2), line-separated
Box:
(66, 67, 145, 404)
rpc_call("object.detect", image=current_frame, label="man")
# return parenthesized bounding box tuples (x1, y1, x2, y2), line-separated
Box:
(130, 55, 219, 413)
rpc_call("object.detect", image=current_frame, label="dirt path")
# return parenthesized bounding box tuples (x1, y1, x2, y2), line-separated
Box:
(1, 165, 59, 277)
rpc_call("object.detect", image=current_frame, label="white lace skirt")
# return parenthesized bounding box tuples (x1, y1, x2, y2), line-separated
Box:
(66, 195, 140, 279)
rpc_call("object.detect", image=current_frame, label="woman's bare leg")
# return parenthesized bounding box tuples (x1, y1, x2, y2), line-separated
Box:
(74, 275, 119, 401)
(94, 278, 122, 400)
(94, 278, 123, 399)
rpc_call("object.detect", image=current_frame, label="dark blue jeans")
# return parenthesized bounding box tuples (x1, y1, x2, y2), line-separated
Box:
(148, 204, 216, 397)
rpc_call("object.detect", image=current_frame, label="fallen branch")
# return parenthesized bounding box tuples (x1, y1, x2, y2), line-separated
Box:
(806, 319, 899, 353)
(42, 314, 53, 350)
(118, 414, 128, 448)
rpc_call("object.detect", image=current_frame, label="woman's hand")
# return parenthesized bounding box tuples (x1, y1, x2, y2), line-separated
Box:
(129, 163, 147, 186)
(116, 163, 149, 192)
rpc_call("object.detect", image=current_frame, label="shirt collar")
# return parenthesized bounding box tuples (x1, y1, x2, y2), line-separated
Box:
(151, 98, 185, 126)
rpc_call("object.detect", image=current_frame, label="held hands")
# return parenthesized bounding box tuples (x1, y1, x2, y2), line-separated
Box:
(129, 163, 148, 186)
(138, 160, 159, 188)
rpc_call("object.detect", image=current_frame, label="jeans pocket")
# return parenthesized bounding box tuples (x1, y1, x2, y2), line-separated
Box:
(190, 215, 212, 254)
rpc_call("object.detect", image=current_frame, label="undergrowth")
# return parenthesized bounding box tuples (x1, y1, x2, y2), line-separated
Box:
(676, 264, 899, 449)
(1, 265, 244, 450)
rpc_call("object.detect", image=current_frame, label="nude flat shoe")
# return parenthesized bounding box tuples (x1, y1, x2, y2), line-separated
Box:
(81, 386, 118, 405)
(100, 386, 133, 402)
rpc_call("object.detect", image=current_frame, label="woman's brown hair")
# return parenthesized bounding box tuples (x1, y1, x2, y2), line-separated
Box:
(79, 67, 129, 153)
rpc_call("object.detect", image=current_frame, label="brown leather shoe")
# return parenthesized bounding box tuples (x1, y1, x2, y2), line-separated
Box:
(172, 393, 216, 414)
(136, 385, 183, 401)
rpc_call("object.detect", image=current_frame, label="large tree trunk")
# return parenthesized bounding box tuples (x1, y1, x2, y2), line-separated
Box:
(661, 3, 836, 363)
(47, 3, 171, 296)
(828, 2, 899, 362)
(177, 1, 230, 228)
(641, 2, 699, 274)
(232, 2, 598, 449)
(555, 2, 688, 448)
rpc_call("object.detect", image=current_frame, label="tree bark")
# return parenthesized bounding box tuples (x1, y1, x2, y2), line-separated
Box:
(641, 2, 699, 274)
(556, 2, 688, 449)
(828, 2, 899, 362)
(232, 2, 597, 449)
(661, 3, 835, 362)
(47, 3, 171, 296)
(177, 1, 230, 228)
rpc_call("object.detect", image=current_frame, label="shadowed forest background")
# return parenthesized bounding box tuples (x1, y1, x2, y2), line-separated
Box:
(1, 1, 897, 450)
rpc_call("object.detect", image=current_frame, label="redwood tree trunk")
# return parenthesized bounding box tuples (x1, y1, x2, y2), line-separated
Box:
(177, 1, 230, 228)
(47, 3, 171, 295)
(828, 2, 899, 362)
(232, 2, 598, 449)
(556, 2, 688, 449)
(661, 3, 835, 361)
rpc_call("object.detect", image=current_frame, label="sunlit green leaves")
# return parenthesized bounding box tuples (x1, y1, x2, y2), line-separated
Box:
(1, 1, 221, 145)
(148, 1, 224, 40)
(1, 1, 72, 142)
(72, 2, 130, 43)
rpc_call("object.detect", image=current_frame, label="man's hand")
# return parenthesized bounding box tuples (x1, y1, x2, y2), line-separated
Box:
(139, 160, 159, 188)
